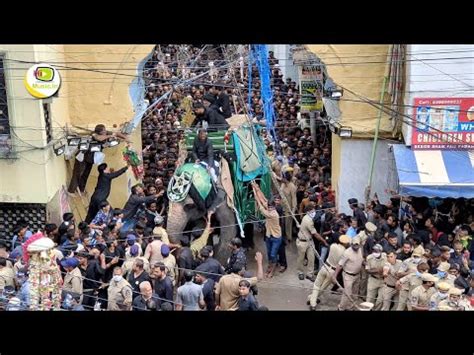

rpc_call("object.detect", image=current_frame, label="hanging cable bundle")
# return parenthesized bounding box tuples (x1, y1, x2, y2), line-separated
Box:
(251, 45, 279, 149)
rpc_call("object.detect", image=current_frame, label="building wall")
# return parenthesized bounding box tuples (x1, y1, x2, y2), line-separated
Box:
(331, 133, 342, 206)
(268, 44, 299, 83)
(0, 45, 153, 221)
(305, 45, 396, 213)
(60, 45, 153, 212)
(402, 44, 474, 146)
(0, 45, 50, 203)
(307, 45, 393, 138)
(336, 139, 398, 215)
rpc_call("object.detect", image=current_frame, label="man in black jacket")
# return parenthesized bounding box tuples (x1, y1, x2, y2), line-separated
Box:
(348, 198, 367, 228)
(192, 102, 229, 130)
(121, 184, 162, 232)
(68, 124, 129, 194)
(85, 163, 129, 223)
(210, 84, 232, 118)
(77, 251, 105, 308)
(192, 129, 217, 182)
(192, 129, 214, 167)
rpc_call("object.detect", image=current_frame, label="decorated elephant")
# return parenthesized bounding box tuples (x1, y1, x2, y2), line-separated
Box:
(166, 124, 273, 265)
(166, 162, 237, 264)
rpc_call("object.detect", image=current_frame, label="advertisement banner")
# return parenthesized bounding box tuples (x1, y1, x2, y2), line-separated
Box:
(298, 64, 324, 112)
(411, 97, 474, 150)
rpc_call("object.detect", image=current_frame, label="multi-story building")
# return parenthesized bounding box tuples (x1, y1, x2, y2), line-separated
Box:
(0, 45, 153, 245)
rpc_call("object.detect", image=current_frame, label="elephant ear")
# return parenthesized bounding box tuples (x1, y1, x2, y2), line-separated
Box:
(167, 163, 212, 203)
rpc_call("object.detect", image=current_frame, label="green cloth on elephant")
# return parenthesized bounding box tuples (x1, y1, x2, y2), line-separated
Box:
(233, 126, 261, 173)
(167, 163, 212, 202)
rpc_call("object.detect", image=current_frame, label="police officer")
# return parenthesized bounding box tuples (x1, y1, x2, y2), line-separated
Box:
(107, 266, 133, 311)
(307, 235, 350, 310)
(359, 222, 378, 298)
(396, 261, 429, 311)
(437, 287, 465, 310)
(436, 262, 456, 286)
(429, 281, 450, 310)
(395, 246, 425, 310)
(333, 235, 364, 310)
(297, 206, 328, 281)
(410, 273, 438, 311)
(381, 251, 402, 310)
(365, 244, 386, 310)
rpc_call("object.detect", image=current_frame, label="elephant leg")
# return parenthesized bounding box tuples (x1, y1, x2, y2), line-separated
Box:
(213, 201, 237, 265)
(242, 223, 254, 250)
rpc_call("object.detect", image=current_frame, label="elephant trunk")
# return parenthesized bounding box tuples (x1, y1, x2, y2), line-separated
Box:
(166, 201, 190, 244)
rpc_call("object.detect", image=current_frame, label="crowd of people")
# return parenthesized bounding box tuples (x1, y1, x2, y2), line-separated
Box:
(0, 44, 472, 311)
(296, 195, 474, 310)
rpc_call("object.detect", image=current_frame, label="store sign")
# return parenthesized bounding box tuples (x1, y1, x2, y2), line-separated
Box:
(24, 64, 61, 99)
(298, 64, 324, 113)
(411, 97, 474, 150)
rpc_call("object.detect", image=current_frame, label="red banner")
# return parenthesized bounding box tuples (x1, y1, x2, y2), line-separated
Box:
(411, 97, 474, 150)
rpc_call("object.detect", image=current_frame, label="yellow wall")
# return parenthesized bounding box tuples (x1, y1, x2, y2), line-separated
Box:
(0, 45, 153, 218)
(0, 45, 50, 203)
(60, 45, 153, 212)
(307, 45, 393, 138)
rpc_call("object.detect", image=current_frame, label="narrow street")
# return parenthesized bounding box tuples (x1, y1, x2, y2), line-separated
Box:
(246, 231, 340, 310)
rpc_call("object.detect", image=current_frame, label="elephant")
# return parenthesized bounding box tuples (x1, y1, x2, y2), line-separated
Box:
(166, 164, 238, 265)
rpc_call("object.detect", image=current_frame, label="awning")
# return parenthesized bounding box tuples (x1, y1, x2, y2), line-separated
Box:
(392, 144, 474, 198)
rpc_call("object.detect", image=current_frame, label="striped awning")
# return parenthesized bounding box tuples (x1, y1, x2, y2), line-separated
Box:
(392, 144, 474, 198)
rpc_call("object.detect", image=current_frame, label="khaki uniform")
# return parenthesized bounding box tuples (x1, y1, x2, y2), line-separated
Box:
(436, 275, 456, 287)
(215, 274, 258, 310)
(308, 243, 346, 307)
(439, 297, 472, 311)
(296, 215, 316, 277)
(63, 267, 83, 303)
(162, 254, 177, 286)
(190, 225, 211, 258)
(280, 181, 297, 241)
(395, 257, 424, 311)
(357, 231, 370, 298)
(381, 260, 402, 310)
(0, 266, 15, 291)
(357, 230, 370, 247)
(107, 278, 133, 311)
(122, 256, 150, 279)
(144, 240, 164, 266)
(429, 293, 449, 310)
(365, 253, 387, 309)
(410, 285, 436, 310)
(436, 298, 471, 311)
(397, 272, 423, 311)
(338, 247, 364, 310)
(152, 226, 170, 245)
(125, 243, 143, 258)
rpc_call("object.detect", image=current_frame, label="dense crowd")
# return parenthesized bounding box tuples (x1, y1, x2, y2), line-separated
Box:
(0, 45, 472, 311)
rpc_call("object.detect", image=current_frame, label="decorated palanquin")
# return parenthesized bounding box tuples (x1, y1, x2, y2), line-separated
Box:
(23, 233, 62, 311)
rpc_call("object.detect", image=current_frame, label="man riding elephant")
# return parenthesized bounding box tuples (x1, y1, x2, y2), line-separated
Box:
(192, 128, 218, 183)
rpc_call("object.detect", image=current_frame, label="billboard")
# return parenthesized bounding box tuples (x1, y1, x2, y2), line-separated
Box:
(298, 64, 324, 112)
(411, 97, 474, 150)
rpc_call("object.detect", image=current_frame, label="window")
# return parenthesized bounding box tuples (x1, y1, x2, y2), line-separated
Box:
(0, 55, 12, 155)
(43, 103, 52, 143)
